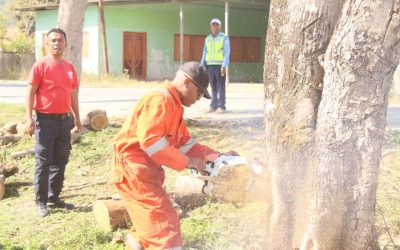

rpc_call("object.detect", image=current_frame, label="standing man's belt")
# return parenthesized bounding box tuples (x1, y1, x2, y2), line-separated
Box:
(36, 111, 69, 120)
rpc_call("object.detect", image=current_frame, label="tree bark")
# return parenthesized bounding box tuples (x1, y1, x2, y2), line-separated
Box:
(302, 1, 400, 249)
(264, 0, 343, 248)
(57, 0, 87, 79)
(264, 0, 400, 249)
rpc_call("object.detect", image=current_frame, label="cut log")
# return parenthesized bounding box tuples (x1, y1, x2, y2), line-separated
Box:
(0, 135, 21, 145)
(0, 175, 5, 200)
(0, 164, 18, 178)
(16, 121, 29, 136)
(0, 164, 18, 200)
(71, 127, 89, 144)
(93, 196, 186, 230)
(11, 148, 35, 159)
(82, 109, 108, 131)
(93, 199, 130, 231)
(175, 175, 205, 195)
(3, 122, 17, 134)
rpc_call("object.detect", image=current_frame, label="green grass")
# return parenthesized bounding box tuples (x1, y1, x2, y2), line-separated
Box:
(0, 103, 25, 127)
(0, 103, 399, 249)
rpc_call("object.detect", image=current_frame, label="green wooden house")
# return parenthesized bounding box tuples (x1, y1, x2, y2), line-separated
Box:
(26, 0, 269, 82)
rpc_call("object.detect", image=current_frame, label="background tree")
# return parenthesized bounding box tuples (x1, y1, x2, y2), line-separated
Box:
(264, 0, 400, 249)
(0, 0, 59, 53)
(57, 0, 87, 79)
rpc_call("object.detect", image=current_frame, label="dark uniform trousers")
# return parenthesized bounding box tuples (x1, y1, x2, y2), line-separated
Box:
(34, 113, 71, 205)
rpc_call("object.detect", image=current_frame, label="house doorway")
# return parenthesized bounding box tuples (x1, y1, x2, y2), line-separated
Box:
(123, 32, 147, 80)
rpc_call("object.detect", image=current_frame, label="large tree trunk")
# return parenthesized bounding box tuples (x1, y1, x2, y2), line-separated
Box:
(264, 0, 400, 249)
(264, 0, 343, 248)
(57, 0, 87, 79)
(302, 1, 400, 249)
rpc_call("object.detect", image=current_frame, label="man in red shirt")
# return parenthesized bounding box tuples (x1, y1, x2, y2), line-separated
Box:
(26, 28, 82, 217)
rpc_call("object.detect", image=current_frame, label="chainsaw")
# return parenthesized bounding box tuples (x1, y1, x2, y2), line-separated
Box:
(188, 154, 264, 203)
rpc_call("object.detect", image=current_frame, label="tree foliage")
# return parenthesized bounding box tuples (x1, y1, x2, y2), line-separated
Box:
(0, 0, 59, 53)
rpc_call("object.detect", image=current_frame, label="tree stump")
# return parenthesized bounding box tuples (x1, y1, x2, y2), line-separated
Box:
(82, 110, 108, 131)
(93, 199, 130, 231)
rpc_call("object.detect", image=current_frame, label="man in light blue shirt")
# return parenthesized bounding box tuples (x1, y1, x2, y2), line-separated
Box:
(201, 18, 230, 114)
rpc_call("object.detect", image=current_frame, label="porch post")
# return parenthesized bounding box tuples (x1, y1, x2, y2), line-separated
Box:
(225, 0, 229, 84)
(180, 1, 184, 66)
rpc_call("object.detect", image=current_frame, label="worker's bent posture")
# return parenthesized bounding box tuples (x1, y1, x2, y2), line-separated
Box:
(113, 62, 219, 250)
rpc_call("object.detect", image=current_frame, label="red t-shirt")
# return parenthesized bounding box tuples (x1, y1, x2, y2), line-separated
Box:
(28, 55, 79, 114)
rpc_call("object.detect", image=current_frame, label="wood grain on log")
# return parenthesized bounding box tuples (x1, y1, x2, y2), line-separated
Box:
(82, 110, 108, 131)
(93, 200, 130, 231)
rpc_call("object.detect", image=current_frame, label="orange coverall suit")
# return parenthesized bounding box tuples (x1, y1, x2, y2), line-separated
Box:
(112, 83, 217, 250)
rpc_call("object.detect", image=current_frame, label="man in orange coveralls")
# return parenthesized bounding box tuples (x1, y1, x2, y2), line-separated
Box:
(113, 62, 230, 250)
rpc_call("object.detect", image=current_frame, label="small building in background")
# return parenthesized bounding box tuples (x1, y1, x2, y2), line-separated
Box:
(25, 0, 269, 82)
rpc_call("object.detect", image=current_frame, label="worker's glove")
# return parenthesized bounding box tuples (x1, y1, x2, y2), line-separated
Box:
(187, 157, 206, 175)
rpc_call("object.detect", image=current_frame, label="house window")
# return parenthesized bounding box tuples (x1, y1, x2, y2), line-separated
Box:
(41, 31, 90, 59)
(174, 34, 261, 63)
(230, 36, 261, 63)
(174, 34, 206, 62)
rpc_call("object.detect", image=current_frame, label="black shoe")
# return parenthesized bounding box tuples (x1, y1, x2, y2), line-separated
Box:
(36, 203, 50, 217)
(47, 199, 75, 210)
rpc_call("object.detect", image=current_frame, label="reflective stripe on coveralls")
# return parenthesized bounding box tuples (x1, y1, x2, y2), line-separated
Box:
(144, 136, 169, 156)
(179, 138, 197, 154)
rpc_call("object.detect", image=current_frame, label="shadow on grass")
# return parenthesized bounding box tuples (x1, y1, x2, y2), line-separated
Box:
(3, 181, 33, 199)
(73, 204, 93, 213)
(50, 204, 93, 215)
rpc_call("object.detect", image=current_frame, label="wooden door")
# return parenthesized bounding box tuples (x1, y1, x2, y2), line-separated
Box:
(123, 32, 147, 80)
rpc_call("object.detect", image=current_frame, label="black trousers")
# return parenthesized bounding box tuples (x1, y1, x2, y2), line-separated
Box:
(34, 115, 71, 205)
(207, 65, 226, 110)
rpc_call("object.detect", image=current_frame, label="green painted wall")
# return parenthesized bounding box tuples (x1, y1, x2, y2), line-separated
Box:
(102, 3, 267, 82)
(35, 2, 268, 82)
(34, 6, 99, 73)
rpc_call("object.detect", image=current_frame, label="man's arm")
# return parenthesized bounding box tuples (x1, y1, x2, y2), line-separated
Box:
(71, 88, 82, 132)
(221, 36, 230, 76)
(25, 84, 38, 134)
(137, 95, 191, 171)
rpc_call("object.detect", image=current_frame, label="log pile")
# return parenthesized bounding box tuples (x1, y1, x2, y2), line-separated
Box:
(0, 110, 108, 158)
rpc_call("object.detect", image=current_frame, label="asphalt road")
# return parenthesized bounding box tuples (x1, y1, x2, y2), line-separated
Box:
(0, 81, 264, 122)
(2, 80, 400, 130)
